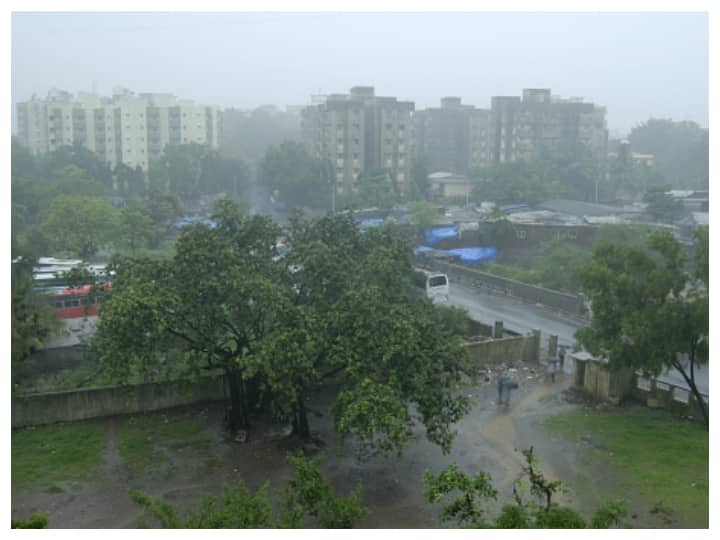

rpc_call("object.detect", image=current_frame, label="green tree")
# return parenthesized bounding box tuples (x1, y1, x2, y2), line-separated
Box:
(11, 253, 61, 368)
(94, 199, 284, 430)
(576, 229, 709, 429)
(40, 195, 120, 258)
(629, 119, 709, 189)
(643, 185, 686, 223)
(261, 214, 475, 453)
(129, 454, 366, 528)
(40, 142, 114, 189)
(117, 206, 155, 254)
(353, 170, 399, 209)
(11, 136, 38, 180)
(142, 190, 183, 248)
(258, 141, 332, 209)
(115, 163, 146, 197)
(424, 447, 627, 528)
(407, 200, 439, 232)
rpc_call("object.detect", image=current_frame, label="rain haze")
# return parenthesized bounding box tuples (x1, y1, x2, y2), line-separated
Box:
(11, 11, 708, 136)
(9, 7, 712, 530)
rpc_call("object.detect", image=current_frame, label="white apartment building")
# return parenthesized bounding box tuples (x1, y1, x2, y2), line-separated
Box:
(16, 88, 222, 173)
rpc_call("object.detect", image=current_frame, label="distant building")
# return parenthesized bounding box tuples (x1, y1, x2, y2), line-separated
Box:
(301, 86, 414, 193)
(427, 171, 472, 200)
(488, 88, 608, 163)
(631, 152, 656, 167)
(414, 97, 492, 175)
(16, 87, 222, 172)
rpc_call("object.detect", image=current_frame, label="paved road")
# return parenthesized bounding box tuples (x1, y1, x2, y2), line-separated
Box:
(446, 281, 709, 395)
(447, 281, 580, 348)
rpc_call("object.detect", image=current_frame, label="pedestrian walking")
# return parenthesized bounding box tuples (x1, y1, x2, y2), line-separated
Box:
(546, 356, 558, 383)
(558, 346, 566, 371)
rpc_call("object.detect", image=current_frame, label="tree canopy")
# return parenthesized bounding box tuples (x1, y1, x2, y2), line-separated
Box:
(257, 141, 333, 210)
(94, 200, 476, 455)
(576, 228, 709, 428)
(629, 119, 709, 190)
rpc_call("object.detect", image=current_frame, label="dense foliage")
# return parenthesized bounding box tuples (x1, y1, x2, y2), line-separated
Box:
(424, 447, 627, 528)
(129, 454, 365, 528)
(576, 228, 709, 428)
(628, 119, 708, 189)
(95, 201, 476, 455)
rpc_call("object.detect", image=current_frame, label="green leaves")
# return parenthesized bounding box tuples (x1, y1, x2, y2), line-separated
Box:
(40, 194, 120, 258)
(130, 454, 366, 528)
(424, 449, 628, 529)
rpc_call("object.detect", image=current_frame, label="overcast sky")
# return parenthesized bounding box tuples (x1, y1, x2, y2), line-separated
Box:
(11, 11, 708, 136)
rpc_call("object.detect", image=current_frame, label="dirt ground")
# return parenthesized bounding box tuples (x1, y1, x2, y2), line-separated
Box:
(11, 365, 678, 528)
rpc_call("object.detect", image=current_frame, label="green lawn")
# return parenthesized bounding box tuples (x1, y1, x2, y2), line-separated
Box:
(118, 412, 211, 478)
(545, 407, 708, 527)
(12, 423, 106, 489)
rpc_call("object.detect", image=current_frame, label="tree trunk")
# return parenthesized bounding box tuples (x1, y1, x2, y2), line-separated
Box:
(291, 393, 310, 439)
(225, 369, 249, 431)
(673, 355, 708, 431)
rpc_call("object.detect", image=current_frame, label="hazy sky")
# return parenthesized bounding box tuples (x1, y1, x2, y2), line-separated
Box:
(11, 11, 708, 136)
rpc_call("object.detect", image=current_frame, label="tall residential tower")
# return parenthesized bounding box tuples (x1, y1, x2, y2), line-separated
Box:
(301, 86, 414, 193)
(16, 88, 222, 172)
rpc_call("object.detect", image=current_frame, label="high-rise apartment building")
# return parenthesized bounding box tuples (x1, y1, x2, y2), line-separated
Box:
(301, 86, 414, 193)
(414, 97, 492, 175)
(489, 88, 607, 164)
(16, 88, 222, 172)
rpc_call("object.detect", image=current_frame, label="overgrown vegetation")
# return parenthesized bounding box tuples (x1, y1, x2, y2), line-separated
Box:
(546, 408, 709, 527)
(130, 453, 366, 528)
(423, 447, 627, 528)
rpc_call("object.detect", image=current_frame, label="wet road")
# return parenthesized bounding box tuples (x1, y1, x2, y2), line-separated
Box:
(446, 281, 580, 348)
(446, 281, 709, 395)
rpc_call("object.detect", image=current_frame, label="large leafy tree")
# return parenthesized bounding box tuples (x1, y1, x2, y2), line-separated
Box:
(642, 185, 686, 223)
(257, 141, 333, 209)
(95, 203, 476, 455)
(40, 195, 120, 258)
(261, 213, 475, 454)
(576, 229, 709, 428)
(94, 199, 285, 430)
(629, 119, 709, 189)
(114, 163, 146, 197)
(117, 206, 155, 254)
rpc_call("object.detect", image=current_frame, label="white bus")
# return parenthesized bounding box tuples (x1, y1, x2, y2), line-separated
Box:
(425, 273, 449, 303)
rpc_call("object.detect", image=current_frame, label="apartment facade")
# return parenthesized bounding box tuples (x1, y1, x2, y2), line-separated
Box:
(489, 88, 608, 164)
(16, 88, 222, 172)
(301, 86, 414, 193)
(414, 97, 492, 175)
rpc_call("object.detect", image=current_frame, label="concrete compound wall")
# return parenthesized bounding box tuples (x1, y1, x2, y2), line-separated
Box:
(466, 332, 540, 366)
(420, 258, 588, 319)
(631, 375, 707, 422)
(13, 334, 542, 428)
(12, 375, 227, 429)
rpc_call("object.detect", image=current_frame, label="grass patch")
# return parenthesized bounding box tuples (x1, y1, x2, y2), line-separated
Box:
(118, 412, 210, 478)
(12, 423, 106, 489)
(545, 407, 708, 527)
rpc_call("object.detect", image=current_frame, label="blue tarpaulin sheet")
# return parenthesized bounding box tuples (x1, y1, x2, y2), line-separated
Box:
(414, 245, 497, 265)
(446, 247, 497, 264)
(424, 226, 459, 244)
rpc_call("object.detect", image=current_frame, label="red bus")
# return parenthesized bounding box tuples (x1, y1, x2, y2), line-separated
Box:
(49, 284, 111, 319)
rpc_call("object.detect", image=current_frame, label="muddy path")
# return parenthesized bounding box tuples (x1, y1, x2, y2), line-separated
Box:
(11, 367, 672, 528)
